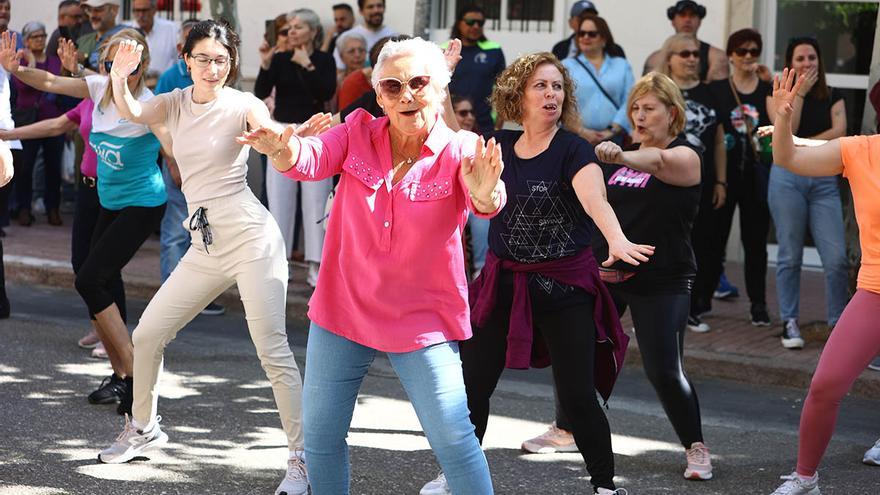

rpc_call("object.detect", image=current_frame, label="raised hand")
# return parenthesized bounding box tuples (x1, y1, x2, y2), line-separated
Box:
(604, 236, 654, 267)
(595, 140, 624, 164)
(798, 66, 819, 96)
(291, 46, 311, 69)
(57, 38, 79, 74)
(236, 125, 296, 159)
(771, 67, 806, 120)
(461, 135, 503, 206)
(0, 31, 23, 73)
(258, 39, 275, 69)
(443, 38, 462, 74)
(294, 112, 333, 138)
(110, 39, 143, 79)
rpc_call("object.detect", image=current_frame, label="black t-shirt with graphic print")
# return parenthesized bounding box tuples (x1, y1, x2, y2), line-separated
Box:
(710, 78, 772, 170)
(680, 82, 720, 188)
(488, 128, 598, 308)
(592, 137, 702, 292)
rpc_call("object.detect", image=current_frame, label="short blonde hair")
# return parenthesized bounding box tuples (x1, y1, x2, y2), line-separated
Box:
(490, 53, 580, 132)
(627, 72, 687, 136)
(98, 28, 151, 111)
(658, 33, 699, 78)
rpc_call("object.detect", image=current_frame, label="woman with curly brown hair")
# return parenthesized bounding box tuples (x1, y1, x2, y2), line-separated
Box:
(422, 51, 651, 495)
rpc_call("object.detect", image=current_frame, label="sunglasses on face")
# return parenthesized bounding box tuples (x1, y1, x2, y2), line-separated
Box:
(463, 18, 485, 27)
(376, 75, 431, 97)
(104, 60, 140, 74)
(456, 109, 474, 117)
(734, 47, 761, 57)
(674, 50, 700, 59)
(577, 30, 600, 39)
(277, 28, 289, 37)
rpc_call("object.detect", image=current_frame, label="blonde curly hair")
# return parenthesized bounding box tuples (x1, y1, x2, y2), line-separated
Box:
(490, 53, 580, 132)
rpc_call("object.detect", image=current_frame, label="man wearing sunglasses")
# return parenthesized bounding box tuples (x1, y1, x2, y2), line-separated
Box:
(76, 0, 125, 71)
(443, 4, 505, 134)
(124, 0, 180, 83)
(643, 1, 728, 83)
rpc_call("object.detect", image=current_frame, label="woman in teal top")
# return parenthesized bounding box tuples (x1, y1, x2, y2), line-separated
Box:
(0, 28, 168, 415)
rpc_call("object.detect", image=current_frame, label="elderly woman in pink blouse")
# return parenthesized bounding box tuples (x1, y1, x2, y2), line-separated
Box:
(239, 38, 502, 494)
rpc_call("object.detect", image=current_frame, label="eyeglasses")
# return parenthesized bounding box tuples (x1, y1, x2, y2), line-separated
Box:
(463, 18, 485, 27)
(277, 28, 289, 37)
(343, 46, 367, 55)
(376, 75, 431, 97)
(577, 30, 600, 39)
(190, 54, 230, 68)
(673, 50, 700, 59)
(104, 60, 140, 75)
(456, 109, 474, 117)
(27, 34, 47, 40)
(734, 47, 761, 57)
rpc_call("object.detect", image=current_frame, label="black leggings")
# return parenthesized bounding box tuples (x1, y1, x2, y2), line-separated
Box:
(556, 288, 704, 448)
(462, 285, 615, 490)
(74, 203, 165, 316)
(72, 185, 127, 321)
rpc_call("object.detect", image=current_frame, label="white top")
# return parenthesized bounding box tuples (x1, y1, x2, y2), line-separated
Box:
(155, 86, 259, 203)
(0, 66, 22, 150)
(334, 24, 397, 69)
(126, 17, 180, 76)
(85, 75, 154, 136)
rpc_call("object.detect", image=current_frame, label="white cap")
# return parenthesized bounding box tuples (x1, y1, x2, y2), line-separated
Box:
(80, 0, 123, 8)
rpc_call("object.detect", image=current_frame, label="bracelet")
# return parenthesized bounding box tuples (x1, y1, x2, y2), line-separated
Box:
(715, 180, 727, 187)
(470, 188, 500, 206)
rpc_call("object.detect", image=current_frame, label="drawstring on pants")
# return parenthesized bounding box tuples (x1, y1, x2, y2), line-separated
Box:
(189, 207, 213, 253)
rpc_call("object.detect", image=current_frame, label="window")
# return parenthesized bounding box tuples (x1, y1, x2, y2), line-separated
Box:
(433, 0, 555, 33)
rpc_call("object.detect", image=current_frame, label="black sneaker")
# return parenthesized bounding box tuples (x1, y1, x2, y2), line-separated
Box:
(200, 301, 226, 316)
(750, 303, 771, 327)
(116, 376, 133, 416)
(0, 295, 9, 319)
(89, 374, 127, 405)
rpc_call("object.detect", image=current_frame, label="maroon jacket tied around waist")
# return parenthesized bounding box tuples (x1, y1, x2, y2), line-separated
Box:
(469, 248, 628, 402)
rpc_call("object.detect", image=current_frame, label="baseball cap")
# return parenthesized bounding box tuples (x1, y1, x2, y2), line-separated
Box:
(570, 1, 598, 18)
(667, 1, 707, 20)
(80, 0, 123, 8)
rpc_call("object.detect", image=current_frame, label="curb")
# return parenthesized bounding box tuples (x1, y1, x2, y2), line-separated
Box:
(7, 259, 880, 400)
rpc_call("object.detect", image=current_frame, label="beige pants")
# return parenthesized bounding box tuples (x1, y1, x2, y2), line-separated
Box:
(132, 188, 303, 449)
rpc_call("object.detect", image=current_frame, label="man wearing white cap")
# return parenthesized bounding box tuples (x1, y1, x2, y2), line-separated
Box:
(76, 0, 125, 71)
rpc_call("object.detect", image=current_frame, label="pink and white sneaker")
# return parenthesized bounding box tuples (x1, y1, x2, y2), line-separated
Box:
(77, 329, 100, 349)
(684, 441, 713, 480)
(521, 422, 579, 454)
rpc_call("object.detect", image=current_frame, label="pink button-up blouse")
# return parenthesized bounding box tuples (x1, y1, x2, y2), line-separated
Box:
(284, 109, 506, 352)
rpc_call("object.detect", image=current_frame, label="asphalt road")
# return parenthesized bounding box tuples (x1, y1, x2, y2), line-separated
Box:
(1, 282, 878, 494)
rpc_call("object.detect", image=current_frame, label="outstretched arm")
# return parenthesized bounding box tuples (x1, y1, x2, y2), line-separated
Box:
(0, 114, 77, 141)
(0, 31, 88, 98)
(771, 68, 843, 177)
(109, 40, 167, 125)
(573, 163, 654, 267)
(595, 140, 701, 187)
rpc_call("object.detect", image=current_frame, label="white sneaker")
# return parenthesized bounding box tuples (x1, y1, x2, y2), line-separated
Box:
(306, 262, 320, 288)
(275, 451, 309, 495)
(420, 472, 451, 495)
(90, 342, 108, 359)
(683, 441, 713, 480)
(98, 415, 168, 464)
(863, 437, 880, 466)
(687, 314, 711, 333)
(521, 422, 579, 453)
(596, 489, 627, 495)
(781, 320, 805, 349)
(769, 472, 820, 494)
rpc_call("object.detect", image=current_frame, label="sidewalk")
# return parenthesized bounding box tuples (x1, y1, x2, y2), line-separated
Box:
(4, 213, 879, 399)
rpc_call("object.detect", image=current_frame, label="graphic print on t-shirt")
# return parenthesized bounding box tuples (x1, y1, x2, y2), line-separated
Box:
(607, 167, 651, 189)
(684, 98, 716, 152)
(730, 103, 759, 135)
(500, 179, 578, 294)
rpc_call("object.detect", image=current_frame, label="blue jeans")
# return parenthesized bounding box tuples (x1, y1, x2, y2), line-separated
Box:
(302, 324, 492, 495)
(768, 165, 849, 325)
(467, 213, 490, 272)
(159, 163, 190, 282)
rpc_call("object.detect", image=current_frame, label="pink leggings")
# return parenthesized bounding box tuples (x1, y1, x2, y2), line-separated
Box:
(797, 289, 880, 476)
